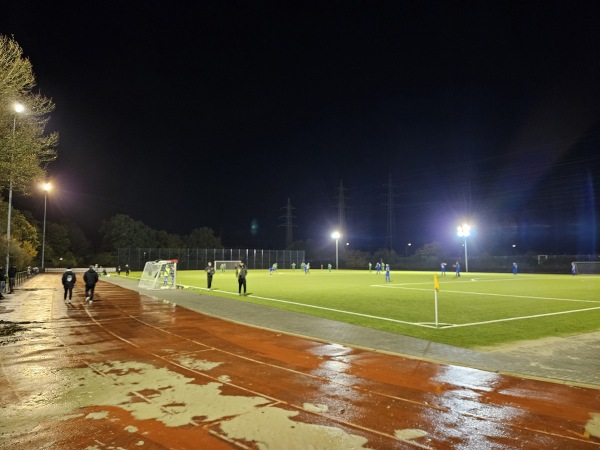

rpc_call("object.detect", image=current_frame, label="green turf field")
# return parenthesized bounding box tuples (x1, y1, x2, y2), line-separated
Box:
(135, 269, 600, 349)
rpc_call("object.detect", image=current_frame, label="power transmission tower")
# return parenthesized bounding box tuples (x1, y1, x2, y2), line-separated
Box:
(384, 173, 398, 251)
(279, 198, 296, 249)
(334, 180, 348, 236)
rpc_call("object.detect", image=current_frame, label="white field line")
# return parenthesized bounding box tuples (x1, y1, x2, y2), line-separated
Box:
(371, 284, 600, 304)
(372, 283, 600, 328)
(245, 293, 436, 328)
(436, 306, 600, 329)
(187, 283, 599, 330)
(451, 276, 577, 283)
(190, 286, 437, 329)
(380, 274, 596, 286)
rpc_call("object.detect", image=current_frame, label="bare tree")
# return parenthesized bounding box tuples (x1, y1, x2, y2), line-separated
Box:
(0, 35, 58, 195)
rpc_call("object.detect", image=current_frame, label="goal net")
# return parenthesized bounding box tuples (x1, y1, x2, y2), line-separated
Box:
(214, 260, 242, 271)
(138, 260, 177, 289)
(572, 261, 600, 275)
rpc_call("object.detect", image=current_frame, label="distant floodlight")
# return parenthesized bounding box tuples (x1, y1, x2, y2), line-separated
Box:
(331, 231, 341, 269)
(457, 224, 471, 238)
(457, 224, 471, 272)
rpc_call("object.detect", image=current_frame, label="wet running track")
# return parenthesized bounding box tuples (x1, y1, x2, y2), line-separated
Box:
(1, 274, 599, 449)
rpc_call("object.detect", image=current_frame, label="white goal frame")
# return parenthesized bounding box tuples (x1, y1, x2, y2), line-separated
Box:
(572, 261, 600, 275)
(138, 260, 178, 290)
(214, 260, 242, 271)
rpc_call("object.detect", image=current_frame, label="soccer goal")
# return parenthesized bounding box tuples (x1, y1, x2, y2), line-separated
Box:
(138, 260, 177, 289)
(214, 260, 242, 271)
(572, 261, 600, 275)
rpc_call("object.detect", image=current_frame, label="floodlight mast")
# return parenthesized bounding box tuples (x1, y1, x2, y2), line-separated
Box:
(331, 231, 341, 270)
(457, 224, 471, 273)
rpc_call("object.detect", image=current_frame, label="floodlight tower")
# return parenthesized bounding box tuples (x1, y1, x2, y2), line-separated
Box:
(457, 224, 471, 272)
(384, 174, 398, 251)
(331, 231, 341, 270)
(279, 198, 295, 249)
(335, 181, 348, 239)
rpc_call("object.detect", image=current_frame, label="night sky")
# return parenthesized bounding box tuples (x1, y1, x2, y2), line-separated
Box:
(5, 1, 600, 254)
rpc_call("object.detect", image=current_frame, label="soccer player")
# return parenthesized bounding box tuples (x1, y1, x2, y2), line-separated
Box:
(441, 262, 447, 276)
(385, 264, 391, 282)
(512, 262, 518, 276)
(571, 262, 577, 275)
(455, 261, 461, 277)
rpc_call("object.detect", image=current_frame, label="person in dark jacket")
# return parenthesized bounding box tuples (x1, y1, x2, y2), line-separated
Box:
(237, 262, 248, 296)
(205, 262, 215, 290)
(83, 265, 99, 302)
(8, 265, 17, 293)
(61, 267, 76, 303)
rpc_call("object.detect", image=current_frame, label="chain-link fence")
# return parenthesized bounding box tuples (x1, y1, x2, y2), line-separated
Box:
(117, 248, 306, 271)
(384, 254, 599, 274)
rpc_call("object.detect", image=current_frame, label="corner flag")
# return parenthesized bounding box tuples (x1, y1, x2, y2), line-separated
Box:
(434, 274, 440, 291)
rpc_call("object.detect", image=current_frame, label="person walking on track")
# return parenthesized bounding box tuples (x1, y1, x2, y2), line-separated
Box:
(84, 265, 99, 303)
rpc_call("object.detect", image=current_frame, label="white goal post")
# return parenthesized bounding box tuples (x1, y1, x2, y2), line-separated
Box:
(572, 261, 600, 275)
(214, 260, 242, 271)
(138, 260, 178, 290)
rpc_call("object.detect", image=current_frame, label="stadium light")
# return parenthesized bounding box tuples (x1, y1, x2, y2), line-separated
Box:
(41, 183, 51, 271)
(6, 102, 25, 271)
(457, 224, 471, 272)
(331, 231, 341, 270)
